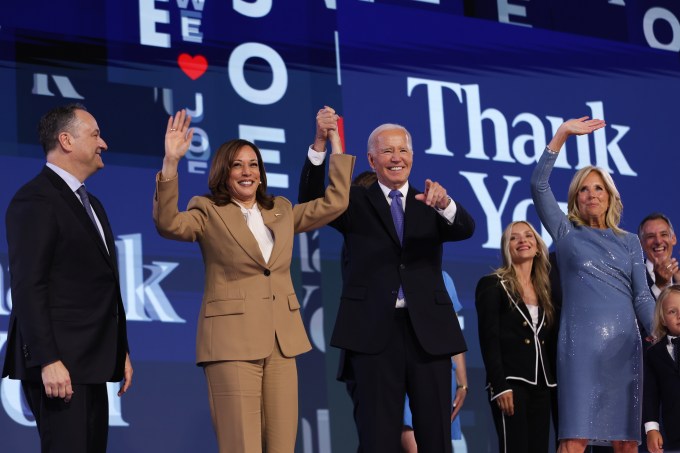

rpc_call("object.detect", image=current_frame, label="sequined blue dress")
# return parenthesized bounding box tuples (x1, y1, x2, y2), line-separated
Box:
(531, 150, 654, 444)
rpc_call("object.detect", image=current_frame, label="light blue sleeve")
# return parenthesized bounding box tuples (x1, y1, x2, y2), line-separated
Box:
(530, 150, 572, 242)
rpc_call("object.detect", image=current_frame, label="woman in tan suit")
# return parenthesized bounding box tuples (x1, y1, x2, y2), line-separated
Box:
(153, 110, 354, 452)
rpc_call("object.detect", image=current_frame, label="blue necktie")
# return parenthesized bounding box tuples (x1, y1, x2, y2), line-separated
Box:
(389, 190, 404, 299)
(76, 185, 107, 251)
(76, 185, 98, 228)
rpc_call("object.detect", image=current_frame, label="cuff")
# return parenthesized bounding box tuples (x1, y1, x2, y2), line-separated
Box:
(436, 197, 457, 223)
(644, 422, 660, 434)
(308, 146, 327, 166)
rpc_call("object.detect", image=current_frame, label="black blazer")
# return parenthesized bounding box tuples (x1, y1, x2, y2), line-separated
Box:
(299, 159, 473, 356)
(643, 336, 680, 450)
(2, 166, 128, 384)
(475, 274, 556, 400)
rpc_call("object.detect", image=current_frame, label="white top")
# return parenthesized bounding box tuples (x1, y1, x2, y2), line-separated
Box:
(234, 201, 274, 263)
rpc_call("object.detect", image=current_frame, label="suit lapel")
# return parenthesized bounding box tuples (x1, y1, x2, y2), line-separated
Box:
(213, 202, 267, 266)
(655, 336, 678, 372)
(262, 203, 286, 266)
(404, 186, 423, 241)
(89, 195, 119, 273)
(367, 182, 401, 246)
(43, 167, 113, 267)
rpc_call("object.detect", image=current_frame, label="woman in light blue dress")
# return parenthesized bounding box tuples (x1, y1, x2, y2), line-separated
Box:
(530, 116, 655, 453)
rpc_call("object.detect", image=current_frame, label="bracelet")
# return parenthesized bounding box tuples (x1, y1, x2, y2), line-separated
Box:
(456, 384, 468, 391)
(545, 145, 558, 154)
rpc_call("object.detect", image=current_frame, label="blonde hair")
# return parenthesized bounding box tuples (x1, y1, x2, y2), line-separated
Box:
(652, 285, 680, 340)
(495, 221, 555, 326)
(566, 166, 624, 235)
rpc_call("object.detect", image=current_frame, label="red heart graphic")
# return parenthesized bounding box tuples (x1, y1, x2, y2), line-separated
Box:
(177, 53, 208, 80)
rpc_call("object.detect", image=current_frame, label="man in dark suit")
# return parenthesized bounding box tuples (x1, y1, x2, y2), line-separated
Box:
(2, 104, 132, 452)
(638, 212, 680, 300)
(299, 107, 474, 452)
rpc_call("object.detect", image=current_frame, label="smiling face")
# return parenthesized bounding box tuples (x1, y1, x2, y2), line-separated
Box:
(67, 109, 107, 180)
(367, 128, 413, 190)
(640, 218, 677, 264)
(227, 145, 260, 207)
(508, 222, 537, 266)
(576, 171, 610, 228)
(661, 291, 680, 336)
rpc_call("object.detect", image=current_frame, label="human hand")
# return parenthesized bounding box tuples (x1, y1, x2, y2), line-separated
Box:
(558, 116, 606, 137)
(312, 106, 338, 152)
(548, 116, 606, 152)
(118, 353, 133, 397)
(653, 256, 678, 289)
(646, 429, 664, 453)
(42, 360, 73, 403)
(496, 391, 514, 416)
(415, 179, 451, 209)
(164, 110, 194, 162)
(451, 386, 467, 421)
(328, 128, 344, 155)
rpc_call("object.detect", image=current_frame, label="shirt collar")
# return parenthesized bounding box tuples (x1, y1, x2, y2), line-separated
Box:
(377, 181, 408, 200)
(46, 162, 83, 193)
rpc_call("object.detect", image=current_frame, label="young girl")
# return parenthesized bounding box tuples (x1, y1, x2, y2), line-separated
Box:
(643, 284, 680, 453)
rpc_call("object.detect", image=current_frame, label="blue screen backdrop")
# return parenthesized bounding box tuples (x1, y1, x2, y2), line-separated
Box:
(1, 1, 678, 451)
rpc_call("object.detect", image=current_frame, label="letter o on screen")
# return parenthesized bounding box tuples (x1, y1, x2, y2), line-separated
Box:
(228, 42, 288, 105)
(643, 7, 680, 51)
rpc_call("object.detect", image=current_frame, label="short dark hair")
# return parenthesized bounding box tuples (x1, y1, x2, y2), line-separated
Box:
(206, 139, 274, 209)
(38, 103, 87, 154)
(638, 212, 675, 238)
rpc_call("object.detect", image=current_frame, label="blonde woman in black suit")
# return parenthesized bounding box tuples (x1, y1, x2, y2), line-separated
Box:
(475, 221, 556, 453)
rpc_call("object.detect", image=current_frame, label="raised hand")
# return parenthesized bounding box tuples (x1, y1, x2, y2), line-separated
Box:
(165, 110, 194, 161)
(162, 110, 194, 180)
(312, 106, 338, 152)
(548, 116, 606, 152)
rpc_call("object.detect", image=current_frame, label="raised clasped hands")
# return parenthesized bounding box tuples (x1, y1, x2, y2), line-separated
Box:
(313, 106, 339, 152)
(415, 179, 451, 210)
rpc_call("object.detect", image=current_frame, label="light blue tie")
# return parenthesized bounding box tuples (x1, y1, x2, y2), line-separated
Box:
(389, 190, 404, 299)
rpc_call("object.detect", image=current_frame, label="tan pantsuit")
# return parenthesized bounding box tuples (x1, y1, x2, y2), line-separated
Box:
(153, 153, 354, 452)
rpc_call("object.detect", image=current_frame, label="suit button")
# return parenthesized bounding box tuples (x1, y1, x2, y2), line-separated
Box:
(524, 338, 531, 345)
(264, 269, 271, 276)
(541, 340, 545, 344)
(273, 295, 276, 300)
(399, 264, 405, 270)
(522, 321, 528, 327)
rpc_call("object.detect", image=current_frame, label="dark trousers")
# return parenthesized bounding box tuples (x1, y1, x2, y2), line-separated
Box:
(489, 380, 551, 453)
(22, 381, 109, 453)
(344, 309, 452, 453)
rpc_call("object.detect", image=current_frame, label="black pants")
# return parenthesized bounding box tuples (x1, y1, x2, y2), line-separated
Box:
(489, 380, 551, 453)
(343, 309, 453, 453)
(22, 381, 109, 453)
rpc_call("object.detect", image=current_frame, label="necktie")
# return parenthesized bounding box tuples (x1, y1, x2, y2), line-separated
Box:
(76, 185, 98, 228)
(389, 190, 404, 299)
(672, 337, 680, 370)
